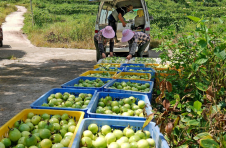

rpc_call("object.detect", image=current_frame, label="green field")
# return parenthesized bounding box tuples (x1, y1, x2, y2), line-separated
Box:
(1, 0, 225, 49)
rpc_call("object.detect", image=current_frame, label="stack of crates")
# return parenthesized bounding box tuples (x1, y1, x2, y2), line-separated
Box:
(60, 58, 168, 148)
(0, 57, 170, 148)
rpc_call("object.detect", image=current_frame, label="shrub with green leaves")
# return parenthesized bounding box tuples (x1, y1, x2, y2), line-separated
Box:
(151, 16, 226, 147)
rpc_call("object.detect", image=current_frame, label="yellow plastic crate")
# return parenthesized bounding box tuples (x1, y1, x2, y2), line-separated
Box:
(145, 63, 160, 68)
(80, 70, 117, 78)
(145, 64, 181, 75)
(145, 63, 170, 70)
(93, 63, 121, 69)
(0, 109, 84, 148)
(113, 72, 151, 81)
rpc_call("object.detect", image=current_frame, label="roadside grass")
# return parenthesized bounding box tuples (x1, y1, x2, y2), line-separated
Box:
(0, 2, 17, 25)
(22, 6, 96, 49)
(8, 55, 17, 60)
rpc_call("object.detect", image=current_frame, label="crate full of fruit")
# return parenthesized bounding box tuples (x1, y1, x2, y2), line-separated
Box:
(61, 76, 113, 91)
(98, 57, 126, 64)
(71, 118, 169, 148)
(113, 72, 151, 81)
(30, 88, 97, 117)
(124, 67, 156, 81)
(80, 71, 117, 78)
(120, 63, 145, 68)
(94, 67, 124, 73)
(0, 109, 84, 148)
(104, 79, 154, 99)
(87, 92, 152, 121)
(131, 57, 159, 64)
(93, 63, 121, 69)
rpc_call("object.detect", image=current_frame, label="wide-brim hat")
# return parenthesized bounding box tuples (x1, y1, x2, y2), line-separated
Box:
(102, 26, 115, 39)
(121, 29, 134, 42)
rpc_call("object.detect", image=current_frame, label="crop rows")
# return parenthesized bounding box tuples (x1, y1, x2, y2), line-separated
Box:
(33, 0, 98, 4)
(47, 5, 98, 15)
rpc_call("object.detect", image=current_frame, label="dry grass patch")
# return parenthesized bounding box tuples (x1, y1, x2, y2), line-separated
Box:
(28, 30, 95, 49)
(23, 12, 96, 49)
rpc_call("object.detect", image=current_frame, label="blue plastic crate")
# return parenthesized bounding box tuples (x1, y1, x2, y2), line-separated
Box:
(125, 67, 156, 81)
(61, 76, 113, 91)
(87, 92, 152, 120)
(120, 63, 145, 68)
(94, 67, 124, 73)
(72, 118, 169, 148)
(30, 88, 97, 118)
(104, 79, 154, 100)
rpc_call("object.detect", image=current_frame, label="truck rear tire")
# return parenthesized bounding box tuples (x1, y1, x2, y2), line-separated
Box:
(0, 40, 2, 47)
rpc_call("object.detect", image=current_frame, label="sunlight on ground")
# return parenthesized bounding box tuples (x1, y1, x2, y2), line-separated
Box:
(4, 92, 15, 95)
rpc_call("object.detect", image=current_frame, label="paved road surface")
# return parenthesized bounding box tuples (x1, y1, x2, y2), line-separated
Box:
(0, 6, 96, 126)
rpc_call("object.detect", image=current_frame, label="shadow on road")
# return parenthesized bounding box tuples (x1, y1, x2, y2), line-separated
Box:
(0, 49, 26, 60)
(0, 59, 96, 126)
(0, 45, 12, 48)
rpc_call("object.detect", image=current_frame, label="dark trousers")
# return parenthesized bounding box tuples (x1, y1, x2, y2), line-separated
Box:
(137, 41, 149, 57)
(94, 37, 106, 62)
(108, 20, 117, 38)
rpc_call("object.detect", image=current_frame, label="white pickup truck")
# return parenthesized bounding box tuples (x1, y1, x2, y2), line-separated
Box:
(90, 0, 151, 59)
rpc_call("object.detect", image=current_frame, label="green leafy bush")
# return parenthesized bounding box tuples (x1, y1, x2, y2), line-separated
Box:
(33, 8, 63, 26)
(152, 16, 226, 147)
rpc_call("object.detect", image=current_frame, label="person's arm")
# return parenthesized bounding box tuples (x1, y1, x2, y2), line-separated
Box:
(118, 13, 126, 27)
(99, 43, 106, 58)
(129, 42, 137, 55)
(127, 40, 137, 60)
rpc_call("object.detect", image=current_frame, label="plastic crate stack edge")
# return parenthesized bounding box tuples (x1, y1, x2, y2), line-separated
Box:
(87, 92, 152, 120)
(94, 67, 125, 74)
(61, 76, 113, 91)
(104, 79, 154, 101)
(72, 118, 169, 148)
(124, 67, 156, 81)
(120, 63, 145, 68)
(30, 88, 97, 118)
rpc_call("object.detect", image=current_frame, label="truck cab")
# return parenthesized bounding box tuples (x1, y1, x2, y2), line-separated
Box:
(90, 0, 150, 58)
(0, 26, 3, 47)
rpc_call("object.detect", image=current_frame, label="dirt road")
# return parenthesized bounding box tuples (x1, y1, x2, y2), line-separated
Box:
(0, 6, 96, 126)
